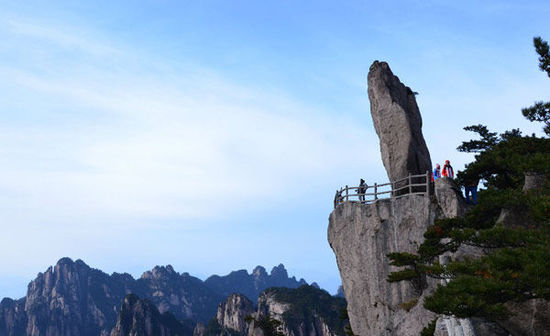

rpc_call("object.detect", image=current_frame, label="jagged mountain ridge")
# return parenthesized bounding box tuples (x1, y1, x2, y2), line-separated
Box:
(204, 264, 308, 302)
(0, 258, 314, 336)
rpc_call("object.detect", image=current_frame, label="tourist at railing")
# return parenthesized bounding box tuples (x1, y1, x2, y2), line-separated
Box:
(442, 160, 454, 178)
(358, 179, 368, 202)
(334, 171, 431, 208)
(433, 163, 441, 181)
(334, 190, 343, 207)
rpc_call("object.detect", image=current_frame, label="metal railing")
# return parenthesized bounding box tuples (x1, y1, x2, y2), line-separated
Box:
(334, 170, 431, 207)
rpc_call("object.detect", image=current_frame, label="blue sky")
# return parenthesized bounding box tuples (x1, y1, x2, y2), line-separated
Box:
(1, 1, 549, 299)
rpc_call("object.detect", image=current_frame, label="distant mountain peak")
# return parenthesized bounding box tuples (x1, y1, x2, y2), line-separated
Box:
(141, 265, 178, 279)
(270, 263, 288, 279)
(252, 266, 267, 278)
(204, 263, 307, 302)
(56, 257, 74, 265)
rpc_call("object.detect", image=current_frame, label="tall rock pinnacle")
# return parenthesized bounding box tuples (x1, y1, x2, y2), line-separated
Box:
(367, 61, 432, 182)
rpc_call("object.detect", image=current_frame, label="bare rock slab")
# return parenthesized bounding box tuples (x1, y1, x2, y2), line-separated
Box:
(368, 61, 432, 182)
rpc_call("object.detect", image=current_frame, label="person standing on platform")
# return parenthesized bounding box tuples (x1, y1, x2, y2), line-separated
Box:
(358, 179, 368, 202)
(442, 160, 454, 179)
(433, 163, 441, 181)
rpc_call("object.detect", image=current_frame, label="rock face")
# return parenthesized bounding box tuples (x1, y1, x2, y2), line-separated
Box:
(216, 294, 255, 335)
(110, 294, 191, 336)
(335, 286, 345, 298)
(0, 298, 26, 336)
(0, 258, 222, 335)
(248, 286, 347, 336)
(204, 264, 307, 302)
(367, 61, 432, 183)
(328, 196, 439, 335)
(138, 265, 222, 322)
(24, 258, 132, 336)
(193, 286, 346, 336)
(501, 299, 550, 336)
(434, 177, 468, 218)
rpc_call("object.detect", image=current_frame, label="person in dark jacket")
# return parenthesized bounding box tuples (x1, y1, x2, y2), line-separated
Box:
(358, 179, 368, 202)
(334, 190, 343, 207)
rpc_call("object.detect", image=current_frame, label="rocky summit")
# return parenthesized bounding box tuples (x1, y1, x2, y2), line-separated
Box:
(329, 61, 535, 335)
(195, 285, 348, 336)
(367, 61, 432, 183)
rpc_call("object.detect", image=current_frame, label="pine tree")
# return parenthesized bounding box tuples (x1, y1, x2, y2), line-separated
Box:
(522, 37, 550, 135)
(387, 37, 550, 335)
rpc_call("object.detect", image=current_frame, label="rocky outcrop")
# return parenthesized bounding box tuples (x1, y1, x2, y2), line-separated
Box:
(0, 297, 27, 336)
(335, 286, 345, 298)
(328, 61, 457, 335)
(204, 264, 307, 302)
(367, 61, 432, 183)
(193, 286, 346, 336)
(500, 299, 550, 336)
(193, 322, 205, 336)
(248, 285, 347, 336)
(110, 294, 191, 336)
(24, 258, 132, 336)
(434, 177, 468, 218)
(138, 265, 222, 322)
(216, 294, 254, 335)
(329, 196, 439, 335)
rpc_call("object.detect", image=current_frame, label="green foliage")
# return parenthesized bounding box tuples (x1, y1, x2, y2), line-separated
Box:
(534, 36, 550, 77)
(522, 37, 550, 135)
(457, 134, 550, 190)
(456, 125, 498, 153)
(523, 102, 550, 135)
(203, 318, 240, 336)
(266, 285, 348, 336)
(254, 315, 284, 336)
(420, 319, 437, 336)
(339, 308, 355, 336)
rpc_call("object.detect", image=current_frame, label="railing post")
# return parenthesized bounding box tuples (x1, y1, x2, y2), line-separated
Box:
(345, 185, 349, 202)
(408, 173, 412, 194)
(426, 170, 431, 196)
(374, 183, 378, 200)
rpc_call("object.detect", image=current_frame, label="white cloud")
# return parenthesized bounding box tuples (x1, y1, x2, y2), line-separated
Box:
(0, 17, 375, 231)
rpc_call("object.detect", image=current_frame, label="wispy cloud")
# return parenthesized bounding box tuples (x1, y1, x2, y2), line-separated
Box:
(4, 18, 120, 57)
(0, 16, 376, 229)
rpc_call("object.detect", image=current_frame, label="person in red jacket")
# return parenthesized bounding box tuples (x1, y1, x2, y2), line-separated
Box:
(442, 160, 454, 178)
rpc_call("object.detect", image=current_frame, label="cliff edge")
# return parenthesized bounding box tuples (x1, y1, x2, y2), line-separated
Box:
(328, 196, 439, 335)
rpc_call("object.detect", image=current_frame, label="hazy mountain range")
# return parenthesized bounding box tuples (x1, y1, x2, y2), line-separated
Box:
(0, 258, 328, 335)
